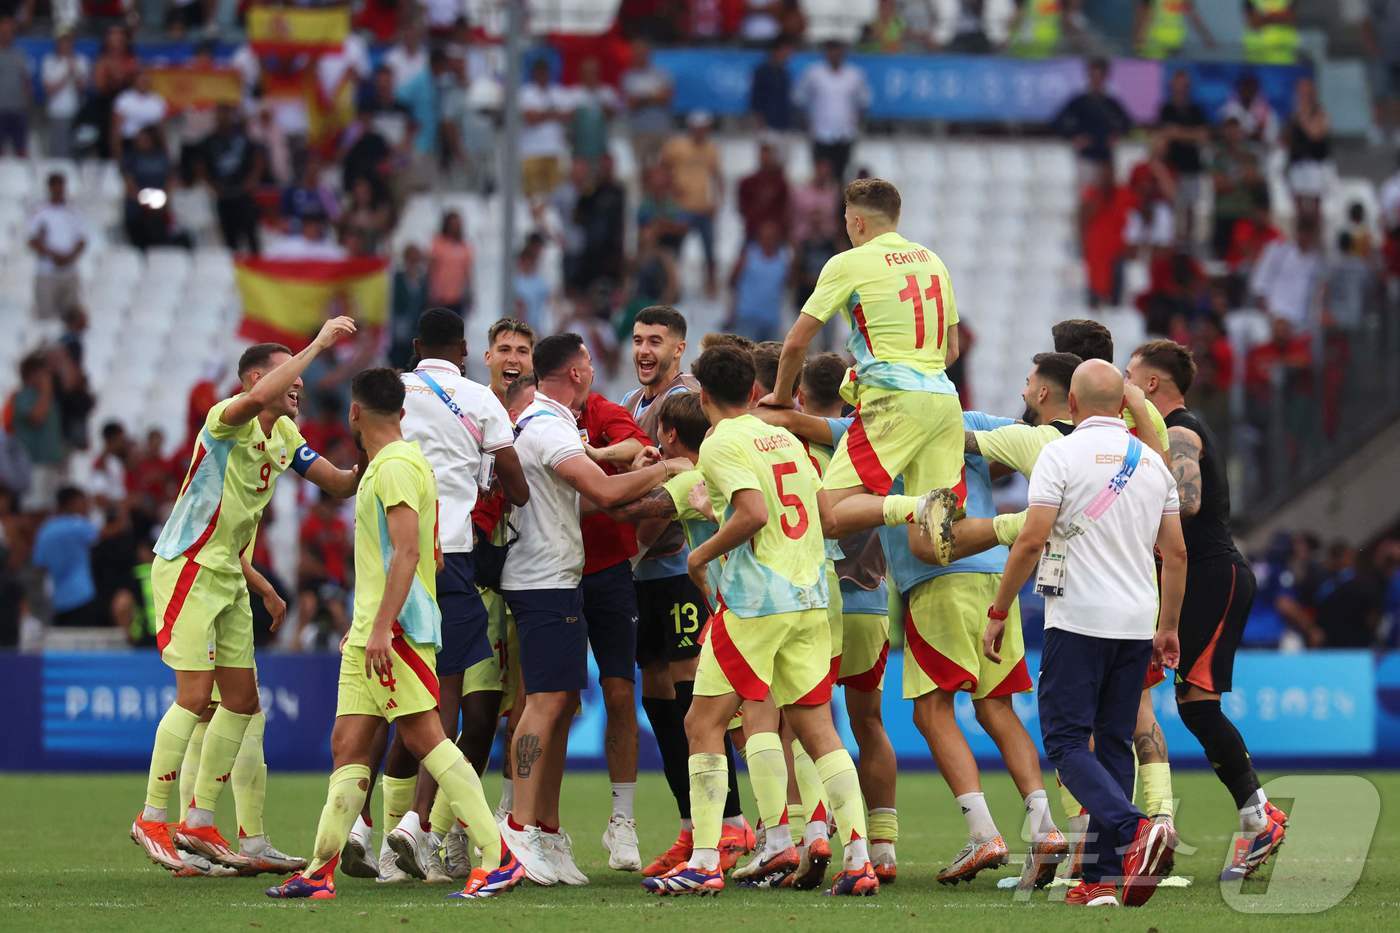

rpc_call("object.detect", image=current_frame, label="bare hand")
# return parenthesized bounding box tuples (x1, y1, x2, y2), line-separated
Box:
(313, 315, 358, 350)
(261, 590, 287, 633)
(1153, 629, 1180, 669)
(686, 550, 709, 596)
(687, 480, 715, 521)
(338, 632, 349, 654)
(983, 614, 1005, 663)
(629, 445, 662, 472)
(755, 392, 793, 410)
(365, 628, 393, 680)
(1123, 381, 1146, 409)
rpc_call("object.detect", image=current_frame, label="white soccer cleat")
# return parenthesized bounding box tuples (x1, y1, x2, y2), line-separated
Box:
(499, 819, 558, 886)
(443, 826, 473, 879)
(387, 821, 432, 880)
(601, 814, 642, 872)
(545, 829, 589, 886)
(340, 817, 379, 879)
(376, 847, 413, 884)
(237, 835, 308, 875)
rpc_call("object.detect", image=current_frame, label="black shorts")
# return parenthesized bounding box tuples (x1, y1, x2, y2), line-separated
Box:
(1175, 556, 1257, 695)
(580, 561, 638, 682)
(635, 574, 705, 668)
(504, 586, 588, 694)
(437, 553, 493, 677)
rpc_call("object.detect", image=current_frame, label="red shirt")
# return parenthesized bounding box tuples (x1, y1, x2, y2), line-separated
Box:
(1081, 183, 1134, 300)
(300, 509, 350, 584)
(577, 392, 652, 575)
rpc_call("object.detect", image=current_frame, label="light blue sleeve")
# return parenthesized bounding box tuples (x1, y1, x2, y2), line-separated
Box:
(963, 410, 1016, 432)
(826, 417, 853, 448)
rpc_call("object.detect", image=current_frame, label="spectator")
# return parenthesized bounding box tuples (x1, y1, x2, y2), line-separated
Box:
(121, 127, 188, 251)
(577, 152, 627, 293)
(794, 41, 870, 182)
(88, 421, 129, 510)
(636, 161, 688, 253)
(0, 16, 30, 156)
(513, 232, 553, 336)
(41, 28, 88, 158)
(13, 353, 68, 512)
(1053, 56, 1132, 186)
(49, 336, 91, 453)
(1078, 170, 1133, 307)
(202, 103, 264, 256)
(340, 113, 393, 204)
(437, 52, 498, 195)
(1313, 544, 1382, 648)
(1363, 0, 1400, 146)
(341, 176, 393, 256)
(621, 39, 674, 170)
(932, 0, 996, 53)
(1269, 531, 1323, 647)
(1283, 75, 1331, 210)
(57, 305, 86, 367)
(1224, 190, 1281, 278)
(129, 427, 178, 515)
(520, 58, 571, 202)
(172, 40, 220, 187)
(1249, 214, 1323, 327)
(83, 25, 138, 160)
(737, 138, 790, 243)
(384, 21, 430, 91)
(1124, 152, 1175, 258)
(791, 156, 842, 310)
(729, 217, 792, 342)
(31, 486, 101, 625)
(1133, 0, 1214, 58)
(749, 39, 794, 134)
(661, 110, 722, 295)
(1156, 70, 1208, 239)
(862, 0, 909, 51)
(1006, 0, 1076, 57)
(294, 490, 351, 650)
(1242, 0, 1299, 66)
(27, 173, 86, 321)
(1326, 230, 1381, 338)
(1210, 117, 1267, 259)
(280, 154, 340, 230)
(394, 45, 440, 194)
(1343, 201, 1376, 258)
(1219, 72, 1279, 151)
(570, 56, 619, 167)
(427, 209, 474, 316)
(548, 156, 589, 294)
(110, 70, 167, 161)
(620, 222, 679, 336)
(741, 0, 787, 44)
(265, 212, 345, 261)
(248, 101, 293, 187)
(1244, 315, 1313, 464)
(389, 244, 429, 369)
(361, 64, 418, 194)
(1188, 312, 1235, 455)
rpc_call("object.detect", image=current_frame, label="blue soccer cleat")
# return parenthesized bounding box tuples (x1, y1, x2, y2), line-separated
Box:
(265, 871, 335, 899)
(652, 862, 724, 896)
(828, 861, 880, 897)
(448, 852, 526, 899)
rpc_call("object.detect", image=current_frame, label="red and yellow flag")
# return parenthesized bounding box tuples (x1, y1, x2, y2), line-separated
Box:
(235, 257, 388, 350)
(246, 3, 350, 56)
(148, 66, 243, 111)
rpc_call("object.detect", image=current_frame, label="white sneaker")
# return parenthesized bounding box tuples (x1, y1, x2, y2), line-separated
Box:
(340, 818, 379, 879)
(545, 829, 589, 885)
(422, 833, 453, 884)
(443, 826, 473, 879)
(499, 819, 558, 886)
(387, 821, 432, 880)
(376, 847, 413, 884)
(238, 835, 308, 875)
(601, 814, 642, 872)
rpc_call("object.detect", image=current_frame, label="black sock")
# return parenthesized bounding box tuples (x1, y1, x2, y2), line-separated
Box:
(671, 681, 696, 819)
(1178, 698, 1261, 808)
(722, 729, 743, 818)
(642, 694, 691, 819)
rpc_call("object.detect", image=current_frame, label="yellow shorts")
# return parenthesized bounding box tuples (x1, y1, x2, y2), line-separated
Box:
(462, 587, 519, 717)
(154, 556, 253, 672)
(902, 573, 1031, 701)
(822, 387, 963, 497)
(696, 607, 832, 708)
(521, 155, 561, 198)
(337, 634, 440, 723)
(838, 612, 890, 691)
(824, 564, 844, 683)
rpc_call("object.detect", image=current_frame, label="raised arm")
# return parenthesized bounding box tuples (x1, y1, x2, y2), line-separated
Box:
(220, 316, 357, 427)
(304, 453, 362, 499)
(747, 406, 835, 446)
(555, 452, 687, 509)
(762, 313, 824, 408)
(1166, 425, 1203, 519)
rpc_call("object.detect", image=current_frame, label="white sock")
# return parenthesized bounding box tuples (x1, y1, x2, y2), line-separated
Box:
(803, 818, 829, 846)
(497, 782, 514, 814)
(1239, 789, 1268, 833)
(185, 805, 215, 829)
(843, 835, 869, 871)
(723, 815, 746, 829)
(240, 833, 266, 851)
(142, 805, 166, 822)
(871, 840, 895, 864)
(690, 847, 720, 871)
(763, 821, 793, 856)
(396, 809, 422, 838)
(611, 781, 636, 819)
(680, 817, 693, 831)
(955, 792, 998, 843)
(1024, 789, 1057, 838)
(350, 814, 372, 846)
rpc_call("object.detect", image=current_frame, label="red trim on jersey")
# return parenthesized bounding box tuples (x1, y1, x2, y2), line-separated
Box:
(709, 609, 769, 702)
(156, 557, 203, 652)
(837, 640, 890, 691)
(182, 503, 223, 558)
(391, 631, 441, 702)
(849, 302, 873, 353)
(846, 407, 894, 495)
(984, 656, 1033, 697)
(177, 441, 208, 498)
(904, 605, 977, 693)
(1185, 562, 1237, 693)
(950, 464, 969, 508)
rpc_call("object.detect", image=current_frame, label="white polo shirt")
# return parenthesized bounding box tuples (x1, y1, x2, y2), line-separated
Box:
(400, 359, 514, 554)
(27, 204, 86, 276)
(1026, 415, 1179, 641)
(501, 389, 587, 591)
(793, 62, 870, 143)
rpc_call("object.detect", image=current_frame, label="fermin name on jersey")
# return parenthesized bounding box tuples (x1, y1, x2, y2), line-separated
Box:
(884, 248, 932, 266)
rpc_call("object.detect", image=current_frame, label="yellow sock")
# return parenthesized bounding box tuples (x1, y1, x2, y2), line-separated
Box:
(881, 495, 922, 527)
(687, 752, 728, 851)
(1057, 773, 1083, 818)
(381, 775, 416, 836)
(145, 704, 200, 816)
(177, 721, 207, 822)
(193, 706, 252, 811)
(744, 732, 788, 829)
(305, 764, 370, 877)
(790, 740, 828, 831)
(867, 807, 898, 843)
(815, 749, 868, 845)
(428, 788, 454, 836)
(1139, 762, 1174, 820)
(231, 710, 266, 838)
(422, 739, 501, 871)
(993, 511, 1026, 548)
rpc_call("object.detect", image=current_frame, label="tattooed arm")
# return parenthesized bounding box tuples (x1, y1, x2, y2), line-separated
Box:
(1166, 425, 1203, 519)
(964, 430, 980, 454)
(604, 487, 678, 525)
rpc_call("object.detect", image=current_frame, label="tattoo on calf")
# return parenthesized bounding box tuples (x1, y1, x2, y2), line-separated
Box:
(1134, 722, 1169, 763)
(515, 733, 543, 778)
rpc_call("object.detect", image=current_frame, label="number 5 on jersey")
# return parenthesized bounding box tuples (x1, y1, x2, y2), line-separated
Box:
(771, 462, 809, 540)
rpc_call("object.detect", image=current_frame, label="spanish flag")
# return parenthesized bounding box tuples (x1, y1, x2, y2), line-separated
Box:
(246, 3, 350, 56)
(235, 257, 389, 350)
(148, 66, 243, 111)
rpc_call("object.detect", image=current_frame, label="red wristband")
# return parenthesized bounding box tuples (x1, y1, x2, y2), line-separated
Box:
(986, 606, 1008, 622)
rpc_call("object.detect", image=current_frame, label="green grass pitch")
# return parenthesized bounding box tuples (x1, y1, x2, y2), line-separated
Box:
(1, 769, 1395, 931)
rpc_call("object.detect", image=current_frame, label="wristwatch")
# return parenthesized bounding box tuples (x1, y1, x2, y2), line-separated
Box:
(986, 606, 1008, 622)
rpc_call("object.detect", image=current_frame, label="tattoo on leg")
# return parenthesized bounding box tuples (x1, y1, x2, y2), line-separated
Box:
(1134, 723, 1168, 763)
(515, 733, 543, 778)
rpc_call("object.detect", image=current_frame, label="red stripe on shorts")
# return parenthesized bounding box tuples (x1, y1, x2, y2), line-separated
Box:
(837, 640, 890, 692)
(1185, 563, 1237, 693)
(846, 407, 894, 495)
(791, 666, 835, 707)
(983, 656, 1032, 697)
(391, 633, 440, 703)
(709, 610, 769, 702)
(156, 557, 203, 653)
(903, 605, 977, 693)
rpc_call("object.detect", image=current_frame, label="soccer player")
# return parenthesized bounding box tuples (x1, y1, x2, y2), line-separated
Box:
(645, 345, 878, 898)
(266, 368, 522, 901)
(1126, 340, 1287, 880)
(760, 178, 964, 546)
(499, 334, 691, 886)
(385, 309, 529, 883)
(621, 307, 746, 876)
(130, 319, 363, 872)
